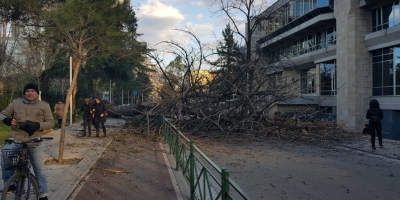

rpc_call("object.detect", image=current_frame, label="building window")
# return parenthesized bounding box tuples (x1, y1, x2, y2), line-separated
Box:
(262, 0, 331, 36)
(326, 27, 336, 46)
(267, 27, 336, 63)
(316, 106, 336, 121)
(372, 1, 400, 32)
(372, 47, 400, 96)
(320, 61, 336, 95)
(318, 106, 334, 114)
(301, 68, 316, 94)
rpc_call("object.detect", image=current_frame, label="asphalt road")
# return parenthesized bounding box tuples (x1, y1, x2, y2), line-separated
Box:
(195, 137, 400, 200)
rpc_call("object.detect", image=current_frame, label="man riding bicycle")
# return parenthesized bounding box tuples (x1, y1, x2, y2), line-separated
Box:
(0, 83, 54, 200)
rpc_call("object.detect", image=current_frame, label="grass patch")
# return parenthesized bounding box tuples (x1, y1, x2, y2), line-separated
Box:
(113, 134, 127, 145)
(0, 124, 11, 142)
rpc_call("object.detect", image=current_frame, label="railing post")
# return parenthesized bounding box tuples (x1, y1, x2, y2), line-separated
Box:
(167, 126, 172, 154)
(175, 131, 180, 170)
(190, 140, 195, 200)
(222, 169, 230, 200)
(162, 118, 166, 139)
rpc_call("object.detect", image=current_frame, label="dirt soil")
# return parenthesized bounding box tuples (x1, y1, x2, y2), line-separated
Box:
(73, 129, 178, 200)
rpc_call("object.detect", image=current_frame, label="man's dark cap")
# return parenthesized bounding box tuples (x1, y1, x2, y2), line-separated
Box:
(24, 83, 39, 94)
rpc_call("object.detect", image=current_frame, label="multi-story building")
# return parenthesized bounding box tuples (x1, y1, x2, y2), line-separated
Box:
(254, 0, 400, 140)
(0, 22, 24, 95)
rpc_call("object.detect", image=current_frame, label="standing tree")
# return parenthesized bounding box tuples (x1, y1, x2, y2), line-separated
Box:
(212, 23, 245, 99)
(83, 52, 150, 101)
(215, 24, 243, 70)
(213, 0, 271, 94)
(37, 0, 142, 162)
(0, 0, 65, 97)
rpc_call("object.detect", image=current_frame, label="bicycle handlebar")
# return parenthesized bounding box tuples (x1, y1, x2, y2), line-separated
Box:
(4, 137, 53, 145)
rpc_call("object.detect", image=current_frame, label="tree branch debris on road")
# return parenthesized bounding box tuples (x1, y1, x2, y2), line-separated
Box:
(95, 167, 134, 174)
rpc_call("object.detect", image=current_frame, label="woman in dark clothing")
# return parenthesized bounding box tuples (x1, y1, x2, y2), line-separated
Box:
(366, 99, 384, 150)
(93, 97, 107, 137)
(77, 98, 94, 137)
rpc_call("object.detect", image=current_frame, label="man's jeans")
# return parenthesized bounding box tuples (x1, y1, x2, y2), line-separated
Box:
(1, 143, 48, 197)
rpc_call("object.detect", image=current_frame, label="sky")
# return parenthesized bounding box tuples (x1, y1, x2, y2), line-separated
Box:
(131, 0, 276, 46)
(131, 0, 224, 46)
(130, 0, 278, 64)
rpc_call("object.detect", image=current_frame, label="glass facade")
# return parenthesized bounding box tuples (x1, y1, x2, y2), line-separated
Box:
(317, 0, 330, 7)
(268, 27, 336, 62)
(300, 62, 336, 96)
(301, 68, 316, 94)
(372, 1, 400, 32)
(320, 61, 336, 95)
(261, 0, 333, 37)
(372, 47, 400, 96)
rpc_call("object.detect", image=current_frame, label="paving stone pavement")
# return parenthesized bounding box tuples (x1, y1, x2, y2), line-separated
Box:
(0, 118, 125, 199)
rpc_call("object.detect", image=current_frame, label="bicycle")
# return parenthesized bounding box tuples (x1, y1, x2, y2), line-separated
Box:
(0, 137, 53, 200)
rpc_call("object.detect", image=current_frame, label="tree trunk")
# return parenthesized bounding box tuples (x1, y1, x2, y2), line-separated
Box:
(58, 57, 82, 163)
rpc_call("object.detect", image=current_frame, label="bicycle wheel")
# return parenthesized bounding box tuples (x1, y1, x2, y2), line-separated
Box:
(1, 172, 39, 200)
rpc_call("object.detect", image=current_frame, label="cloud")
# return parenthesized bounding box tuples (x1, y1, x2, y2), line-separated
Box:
(158, 0, 186, 2)
(192, 1, 205, 7)
(136, 0, 185, 46)
(186, 22, 214, 37)
(138, 0, 184, 19)
(196, 13, 203, 20)
(192, 0, 215, 7)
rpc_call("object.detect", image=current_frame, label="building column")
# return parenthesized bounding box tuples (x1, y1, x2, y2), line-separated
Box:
(335, 1, 372, 131)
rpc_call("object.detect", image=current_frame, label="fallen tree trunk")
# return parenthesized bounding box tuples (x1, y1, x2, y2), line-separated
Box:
(108, 101, 156, 118)
(108, 105, 141, 117)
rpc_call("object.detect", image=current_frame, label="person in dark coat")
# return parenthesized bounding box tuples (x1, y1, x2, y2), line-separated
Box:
(53, 99, 65, 128)
(366, 99, 384, 150)
(77, 98, 94, 137)
(93, 97, 107, 137)
(88, 97, 96, 127)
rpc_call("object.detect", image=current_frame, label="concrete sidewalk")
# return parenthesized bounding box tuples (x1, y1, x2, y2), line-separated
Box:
(338, 135, 400, 163)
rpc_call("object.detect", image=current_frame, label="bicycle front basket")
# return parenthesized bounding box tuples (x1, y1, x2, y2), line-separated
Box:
(1, 149, 29, 170)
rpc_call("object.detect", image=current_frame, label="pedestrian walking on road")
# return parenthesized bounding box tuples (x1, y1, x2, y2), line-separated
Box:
(53, 99, 65, 128)
(77, 98, 94, 137)
(0, 82, 54, 200)
(366, 99, 384, 150)
(93, 97, 107, 137)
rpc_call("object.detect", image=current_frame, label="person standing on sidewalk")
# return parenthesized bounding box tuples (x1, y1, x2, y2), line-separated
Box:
(366, 99, 384, 150)
(90, 97, 96, 128)
(93, 97, 107, 137)
(0, 83, 54, 200)
(77, 98, 94, 137)
(53, 99, 65, 128)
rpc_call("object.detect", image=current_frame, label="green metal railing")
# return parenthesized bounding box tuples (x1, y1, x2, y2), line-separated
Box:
(162, 117, 252, 200)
